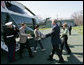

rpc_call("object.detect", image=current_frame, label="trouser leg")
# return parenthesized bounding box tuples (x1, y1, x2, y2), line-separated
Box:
(19, 43, 25, 57)
(63, 35, 71, 53)
(34, 40, 38, 50)
(65, 41, 71, 53)
(49, 48, 55, 58)
(69, 30, 71, 35)
(49, 45, 62, 59)
(26, 42, 33, 56)
(13, 43, 16, 60)
(8, 43, 16, 62)
(38, 40, 44, 49)
(60, 41, 64, 54)
(55, 45, 64, 61)
(56, 51, 64, 61)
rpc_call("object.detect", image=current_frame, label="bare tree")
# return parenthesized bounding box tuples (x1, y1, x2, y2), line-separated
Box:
(71, 10, 83, 26)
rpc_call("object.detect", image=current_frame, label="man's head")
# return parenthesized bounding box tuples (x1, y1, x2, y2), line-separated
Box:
(21, 23, 27, 28)
(52, 19, 57, 25)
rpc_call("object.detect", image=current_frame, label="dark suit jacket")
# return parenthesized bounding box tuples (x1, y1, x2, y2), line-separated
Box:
(46, 24, 61, 46)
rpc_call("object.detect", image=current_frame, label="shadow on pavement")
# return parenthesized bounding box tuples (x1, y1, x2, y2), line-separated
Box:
(66, 54, 83, 64)
(69, 34, 80, 36)
(69, 44, 83, 48)
(1, 37, 83, 64)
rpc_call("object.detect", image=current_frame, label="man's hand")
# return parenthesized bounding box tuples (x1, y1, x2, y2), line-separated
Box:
(28, 34, 32, 37)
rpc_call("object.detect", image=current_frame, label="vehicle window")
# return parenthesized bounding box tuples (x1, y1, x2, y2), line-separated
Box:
(6, 2, 25, 14)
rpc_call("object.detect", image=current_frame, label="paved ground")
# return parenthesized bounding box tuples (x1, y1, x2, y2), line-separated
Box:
(1, 28, 83, 64)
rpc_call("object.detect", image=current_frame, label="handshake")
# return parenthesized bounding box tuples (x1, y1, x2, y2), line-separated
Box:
(27, 34, 34, 39)
(27, 34, 32, 37)
(27, 33, 47, 39)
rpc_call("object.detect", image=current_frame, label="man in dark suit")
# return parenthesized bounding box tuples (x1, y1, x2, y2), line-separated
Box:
(45, 19, 64, 63)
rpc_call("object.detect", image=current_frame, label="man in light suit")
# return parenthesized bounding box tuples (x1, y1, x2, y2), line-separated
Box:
(45, 19, 64, 63)
(19, 23, 33, 58)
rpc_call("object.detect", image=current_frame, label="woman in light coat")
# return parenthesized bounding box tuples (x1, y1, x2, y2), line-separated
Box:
(60, 23, 71, 54)
(34, 25, 46, 52)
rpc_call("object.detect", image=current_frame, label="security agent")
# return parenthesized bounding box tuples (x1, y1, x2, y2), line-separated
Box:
(68, 25, 72, 35)
(45, 19, 64, 63)
(3, 22, 19, 62)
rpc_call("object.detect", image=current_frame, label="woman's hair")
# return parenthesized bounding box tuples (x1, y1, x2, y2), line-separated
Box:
(63, 23, 67, 27)
(35, 25, 39, 29)
(21, 23, 26, 26)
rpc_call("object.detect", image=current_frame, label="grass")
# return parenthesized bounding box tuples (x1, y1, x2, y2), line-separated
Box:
(39, 26, 83, 35)
(40, 28, 51, 30)
(73, 26, 83, 35)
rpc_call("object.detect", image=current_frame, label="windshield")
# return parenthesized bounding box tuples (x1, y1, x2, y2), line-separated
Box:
(6, 1, 25, 14)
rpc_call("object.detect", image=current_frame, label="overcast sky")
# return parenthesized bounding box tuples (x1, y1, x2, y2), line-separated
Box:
(18, 1, 83, 19)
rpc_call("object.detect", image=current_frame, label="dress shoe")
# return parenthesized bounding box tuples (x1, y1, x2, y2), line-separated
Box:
(67, 51, 71, 54)
(58, 59, 65, 63)
(29, 55, 34, 58)
(47, 56, 53, 61)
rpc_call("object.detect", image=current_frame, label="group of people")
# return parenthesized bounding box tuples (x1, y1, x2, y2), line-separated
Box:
(3, 19, 72, 63)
